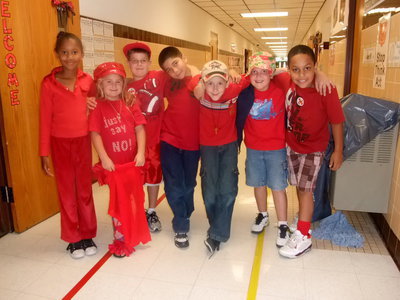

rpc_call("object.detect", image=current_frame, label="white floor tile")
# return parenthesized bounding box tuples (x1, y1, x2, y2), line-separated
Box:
(304, 269, 364, 300)
(189, 286, 246, 300)
(0, 288, 19, 300)
(349, 252, 400, 277)
(73, 271, 142, 300)
(22, 264, 88, 299)
(357, 274, 400, 300)
(303, 248, 354, 273)
(195, 259, 253, 292)
(257, 264, 306, 299)
(0, 254, 53, 291)
(133, 278, 192, 300)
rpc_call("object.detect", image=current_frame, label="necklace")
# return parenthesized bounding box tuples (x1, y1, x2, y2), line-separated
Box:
(108, 100, 122, 118)
(210, 102, 221, 135)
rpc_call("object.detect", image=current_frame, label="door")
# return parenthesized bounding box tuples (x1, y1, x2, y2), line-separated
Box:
(0, 0, 81, 232)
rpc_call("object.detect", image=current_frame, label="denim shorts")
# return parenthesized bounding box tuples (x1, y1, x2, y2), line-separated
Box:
(245, 147, 288, 190)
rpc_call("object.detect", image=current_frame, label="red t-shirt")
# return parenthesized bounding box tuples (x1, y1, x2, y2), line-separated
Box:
(274, 72, 345, 153)
(39, 67, 96, 156)
(244, 81, 286, 150)
(198, 78, 249, 146)
(89, 99, 146, 164)
(126, 70, 168, 147)
(161, 76, 200, 150)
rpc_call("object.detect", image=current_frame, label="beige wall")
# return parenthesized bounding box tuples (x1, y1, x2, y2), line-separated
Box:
(357, 13, 400, 239)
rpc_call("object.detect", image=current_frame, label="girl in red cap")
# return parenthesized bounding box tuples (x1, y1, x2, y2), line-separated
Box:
(39, 32, 98, 259)
(89, 62, 151, 257)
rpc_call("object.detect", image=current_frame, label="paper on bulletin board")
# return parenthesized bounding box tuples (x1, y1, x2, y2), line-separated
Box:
(93, 37, 105, 51)
(104, 52, 115, 62)
(83, 51, 95, 68)
(373, 13, 390, 89)
(362, 47, 375, 64)
(388, 42, 400, 67)
(94, 52, 105, 66)
(103, 37, 114, 52)
(93, 20, 104, 36)
(104, 23, 113, 37)
(82, 35, 94, 52)
(81, 18, 93, 36)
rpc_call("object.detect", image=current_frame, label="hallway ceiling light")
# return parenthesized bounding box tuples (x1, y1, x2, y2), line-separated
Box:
(241, 12, 288, 18)
(261, 37, 287, 39)
(254, 27, 288, 32)
(265, 42, 287, 45)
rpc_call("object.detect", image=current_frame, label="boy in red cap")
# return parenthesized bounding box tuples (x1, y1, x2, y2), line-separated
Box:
(122, 42, 168, 232)
(89, 62, 150, 257)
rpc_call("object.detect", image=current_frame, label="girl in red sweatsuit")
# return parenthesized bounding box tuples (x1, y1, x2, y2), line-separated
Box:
(39, 32, 97, 259)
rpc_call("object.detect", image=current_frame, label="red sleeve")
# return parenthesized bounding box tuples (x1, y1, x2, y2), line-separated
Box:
(218, 76, 249, 100)
(129, 102, 147, 127)
(272, 72, 291, 92)
(324, 88, 345, 124)
(88, 103, 102, 133)
(39, 79, 53, 157)
(186, 74, 201, 92)
(87, 80, 97, 97)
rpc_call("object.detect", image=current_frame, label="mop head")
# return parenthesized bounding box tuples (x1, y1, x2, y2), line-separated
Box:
(313, 211, 365, 248)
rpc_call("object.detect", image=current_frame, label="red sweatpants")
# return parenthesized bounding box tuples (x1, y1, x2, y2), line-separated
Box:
(51, 135, 97, 243)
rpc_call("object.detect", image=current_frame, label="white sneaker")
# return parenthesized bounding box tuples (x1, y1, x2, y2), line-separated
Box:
(279, 230, 312, 258)
(289, 215, 298, 233)
(251, 213, 269, 233)
(276, 224, 290, 248)
(66, 242, 85, 259)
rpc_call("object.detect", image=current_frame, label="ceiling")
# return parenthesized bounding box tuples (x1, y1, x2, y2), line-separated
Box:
(188, 0, 326, 56)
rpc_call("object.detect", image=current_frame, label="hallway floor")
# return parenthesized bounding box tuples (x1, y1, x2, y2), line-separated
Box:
(0, 151, 399, 300)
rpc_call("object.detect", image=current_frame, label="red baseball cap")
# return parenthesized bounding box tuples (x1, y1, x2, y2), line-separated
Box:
(123, 42, 151, 59)
(93, 62, 126, 82)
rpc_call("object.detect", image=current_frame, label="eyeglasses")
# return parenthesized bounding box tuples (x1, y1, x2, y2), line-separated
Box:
(129, 59, 148, 65)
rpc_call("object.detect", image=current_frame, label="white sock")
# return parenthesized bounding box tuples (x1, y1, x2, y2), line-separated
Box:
(147, 208, 155, 214)
(278, 221, 288, 226)
(260, 211, 268, 217)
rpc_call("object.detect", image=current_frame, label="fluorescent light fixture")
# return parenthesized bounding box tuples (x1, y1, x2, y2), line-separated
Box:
(269, 45, 288, 48)
(241, 12, 288, 18)
(261, 37, 287, 40)
(254, 27, 288, 32)
(331, 35, 346, 39)
(265, 42, 287, 45)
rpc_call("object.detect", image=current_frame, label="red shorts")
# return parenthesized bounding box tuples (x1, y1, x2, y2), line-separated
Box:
(144, 143, 162, 185)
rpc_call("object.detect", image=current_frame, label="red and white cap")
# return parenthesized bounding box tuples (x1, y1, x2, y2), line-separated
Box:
(123, 42, 151, 59)
(201, 60, 228, 82)
(93, 62, 126, 82)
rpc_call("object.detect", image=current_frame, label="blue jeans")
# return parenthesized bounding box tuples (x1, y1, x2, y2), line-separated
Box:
(200, 141, 239, 242)
(160, 141, 200, 233)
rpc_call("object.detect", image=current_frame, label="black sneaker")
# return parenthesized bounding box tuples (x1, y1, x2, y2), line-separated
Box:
(204, 237, 220, 258)
(251, 213, 269, 234)
(82, 239, 97, 256)
(66, 241, 85, 259)
(174, 233, 189, 248)
(276, 224, 290, 248)
(146, 210, 162, 232)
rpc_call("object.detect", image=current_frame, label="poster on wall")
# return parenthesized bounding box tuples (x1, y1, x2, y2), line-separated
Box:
(388, 42, 400, 67)
(363, 47, 375, 64)
(373, 13, 390, 89)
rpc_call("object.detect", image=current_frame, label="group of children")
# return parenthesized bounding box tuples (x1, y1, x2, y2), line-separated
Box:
(39, 31, 344, 260)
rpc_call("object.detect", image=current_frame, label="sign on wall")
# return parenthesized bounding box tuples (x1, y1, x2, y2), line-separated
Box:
(373, 13, 390, 89)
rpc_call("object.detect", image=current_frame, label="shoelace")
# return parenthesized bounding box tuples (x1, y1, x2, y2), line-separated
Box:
(149, 213, 159, 223)
(255, 213, 266, 224)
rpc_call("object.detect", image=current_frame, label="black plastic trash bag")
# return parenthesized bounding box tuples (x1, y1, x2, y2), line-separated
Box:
(312, 93, 400, 222)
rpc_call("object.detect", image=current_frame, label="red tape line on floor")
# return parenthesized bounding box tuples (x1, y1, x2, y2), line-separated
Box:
(62, 193, 166, 299)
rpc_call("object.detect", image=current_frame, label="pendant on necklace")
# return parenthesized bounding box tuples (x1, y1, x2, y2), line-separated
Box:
(214, 127, 218, 135)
